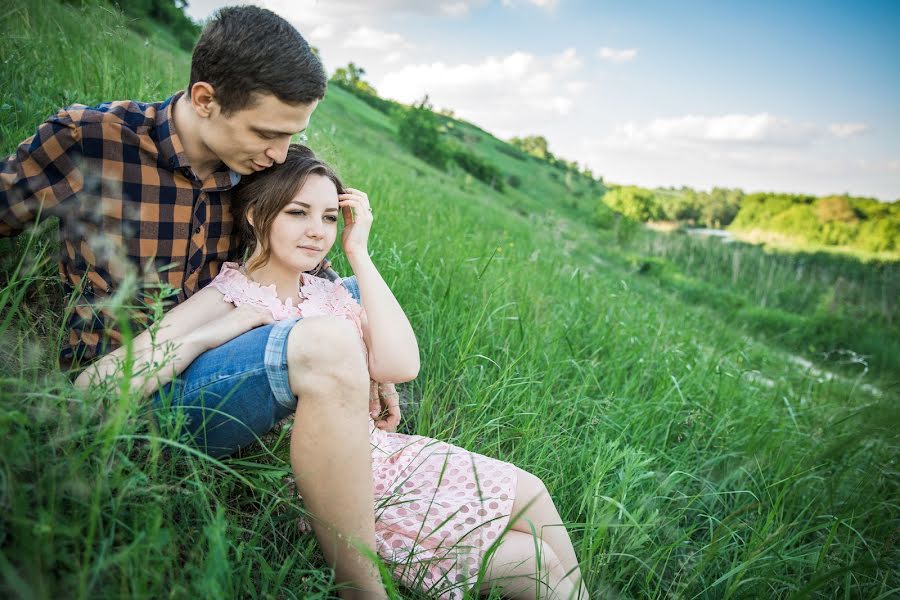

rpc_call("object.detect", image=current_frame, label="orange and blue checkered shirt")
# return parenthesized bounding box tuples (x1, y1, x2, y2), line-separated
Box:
(1, 91, 329, 370)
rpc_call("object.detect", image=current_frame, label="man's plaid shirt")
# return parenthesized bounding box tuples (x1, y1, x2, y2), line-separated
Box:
(1, 92, 242, 370)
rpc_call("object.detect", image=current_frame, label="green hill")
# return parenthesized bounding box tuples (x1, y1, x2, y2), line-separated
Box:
(1, 1, 897, 598)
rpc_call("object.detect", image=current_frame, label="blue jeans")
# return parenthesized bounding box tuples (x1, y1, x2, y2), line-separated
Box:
(151, 275, 362, 458)
(152, 317, 301, 458)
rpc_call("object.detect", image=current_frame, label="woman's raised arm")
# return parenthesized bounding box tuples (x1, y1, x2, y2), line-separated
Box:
(339, 187, 419, 383)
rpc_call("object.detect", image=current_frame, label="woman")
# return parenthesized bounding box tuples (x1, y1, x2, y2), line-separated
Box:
(77, 145, 588, 599)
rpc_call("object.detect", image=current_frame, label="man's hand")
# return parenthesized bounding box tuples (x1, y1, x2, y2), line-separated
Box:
(369, 381, 401, 433)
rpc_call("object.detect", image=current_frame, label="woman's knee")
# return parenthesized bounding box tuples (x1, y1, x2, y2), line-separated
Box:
(286, 316, 368, 391)
(516, 468, 550, 505)
(482, 532, 564, 591)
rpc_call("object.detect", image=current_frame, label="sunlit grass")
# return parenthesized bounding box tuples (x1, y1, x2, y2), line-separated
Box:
(1, 1, 897, 598)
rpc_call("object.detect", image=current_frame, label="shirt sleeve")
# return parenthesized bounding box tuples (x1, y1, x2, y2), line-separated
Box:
(0, 109, 84, 237)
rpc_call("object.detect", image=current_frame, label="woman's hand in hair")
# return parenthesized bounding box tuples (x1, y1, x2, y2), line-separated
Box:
(338, 187, 373, 260)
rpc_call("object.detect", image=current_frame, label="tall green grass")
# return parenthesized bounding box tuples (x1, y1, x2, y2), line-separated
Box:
(1, 1, 897, 598)
(611, 228, 899, 380)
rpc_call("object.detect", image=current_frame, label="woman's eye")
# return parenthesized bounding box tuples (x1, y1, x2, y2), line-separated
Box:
(286, 210, 306, 216)
(325, 215, 338, 223)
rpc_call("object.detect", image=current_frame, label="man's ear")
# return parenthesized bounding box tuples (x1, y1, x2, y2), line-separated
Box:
(189, 82, 218, 118)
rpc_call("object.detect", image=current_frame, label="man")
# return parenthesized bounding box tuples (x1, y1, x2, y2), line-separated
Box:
(0, 6, 386, 599)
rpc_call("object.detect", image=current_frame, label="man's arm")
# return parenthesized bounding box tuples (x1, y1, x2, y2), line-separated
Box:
(1, 109, 84, 237)
(75, 286, 273, 397)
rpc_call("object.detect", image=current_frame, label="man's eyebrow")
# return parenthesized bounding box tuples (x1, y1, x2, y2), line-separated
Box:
(254, 126, 307, 137)
(289, 201, 338, 212)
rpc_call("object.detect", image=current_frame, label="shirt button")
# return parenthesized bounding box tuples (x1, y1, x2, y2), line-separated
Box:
(194, 226, 201, 234)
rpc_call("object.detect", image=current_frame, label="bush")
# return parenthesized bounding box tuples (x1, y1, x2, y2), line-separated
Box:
(447, 143, 504, 191)
(396, 97, 448, 168)
(602, 186, 663, 222)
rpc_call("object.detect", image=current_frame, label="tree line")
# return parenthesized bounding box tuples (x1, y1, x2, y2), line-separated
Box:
(598, 184, 899, 254)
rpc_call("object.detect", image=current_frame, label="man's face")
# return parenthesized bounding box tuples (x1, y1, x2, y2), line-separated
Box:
(201, 93, 318, 175)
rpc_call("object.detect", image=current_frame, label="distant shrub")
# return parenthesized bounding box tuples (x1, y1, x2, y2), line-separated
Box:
(507, 174, 522, 189)
(396, 97, 449, 168)
(510, 135, 551, 160)
(602, 186, 663, 222)
(447, 142, 504, 191)
(816, 196, 859, 223)
(594, 203, 617, 229)
(496, 143, 529, 161)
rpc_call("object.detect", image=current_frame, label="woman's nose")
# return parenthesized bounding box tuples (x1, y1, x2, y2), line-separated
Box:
(306, 220, 325, 238)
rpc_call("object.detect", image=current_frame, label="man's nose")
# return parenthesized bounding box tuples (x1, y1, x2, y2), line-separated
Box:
(266, 136, 291, 164)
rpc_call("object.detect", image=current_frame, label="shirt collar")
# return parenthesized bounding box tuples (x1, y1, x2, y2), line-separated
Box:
(155, 91, 189, 171)
(155, 91, 241, 191)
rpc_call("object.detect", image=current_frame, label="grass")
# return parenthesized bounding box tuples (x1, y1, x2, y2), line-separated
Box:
(608, 227, 899, 381)
(1, 1, 898, 598)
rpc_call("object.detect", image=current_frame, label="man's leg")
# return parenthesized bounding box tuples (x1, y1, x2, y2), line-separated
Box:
(285, 316, 386, 599)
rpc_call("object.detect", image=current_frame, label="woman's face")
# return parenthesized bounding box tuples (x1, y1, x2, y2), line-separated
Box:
(264, 174, 339, 273)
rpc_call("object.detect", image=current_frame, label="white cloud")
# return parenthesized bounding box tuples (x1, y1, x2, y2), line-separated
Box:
(501, 0, 559, 10)
(378, 51, 586, 131)
(858, 158, 900, 173)
(829, 122, 870, 138)
(607, 113, 822, 147)
(309, 23, 334, 40)
(597, 47, 638, 63)
(441, 2, 470, 16)
(343, 26, 413, 51)
(553, 47, 581, 71)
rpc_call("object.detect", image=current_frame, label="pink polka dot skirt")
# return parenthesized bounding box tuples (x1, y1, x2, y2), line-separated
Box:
(369, 423, 517, 599)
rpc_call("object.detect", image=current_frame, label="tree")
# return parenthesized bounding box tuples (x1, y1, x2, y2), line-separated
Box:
(815, 196, 859, 223)
(397, 96, 448, 168)
(509, 135, 551, 160)
(330, 62, 378, 96)
(602, 186, 662, 222)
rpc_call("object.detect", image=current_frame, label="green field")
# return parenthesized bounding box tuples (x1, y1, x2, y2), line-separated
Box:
(1, 1, 897, 598)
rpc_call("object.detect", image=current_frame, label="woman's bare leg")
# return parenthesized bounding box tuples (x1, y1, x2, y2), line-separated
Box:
(287, 317, 385, 600)
(509, 468, 589, 599)
(479, 530, 577, 599)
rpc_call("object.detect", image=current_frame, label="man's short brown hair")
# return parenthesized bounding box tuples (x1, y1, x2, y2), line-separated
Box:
(190, 5, 326, 114)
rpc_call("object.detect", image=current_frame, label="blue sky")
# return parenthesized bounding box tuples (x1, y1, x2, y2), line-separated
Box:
(186, 0, 900, 200)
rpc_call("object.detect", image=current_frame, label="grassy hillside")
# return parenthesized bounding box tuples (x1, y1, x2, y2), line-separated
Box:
(1, 1, 897, 598)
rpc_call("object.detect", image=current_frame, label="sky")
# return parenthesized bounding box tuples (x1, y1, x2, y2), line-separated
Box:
(185, 0, 900, 201)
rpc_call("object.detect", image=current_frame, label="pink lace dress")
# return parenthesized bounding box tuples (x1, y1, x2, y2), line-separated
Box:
(210, 263, 518, 599)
